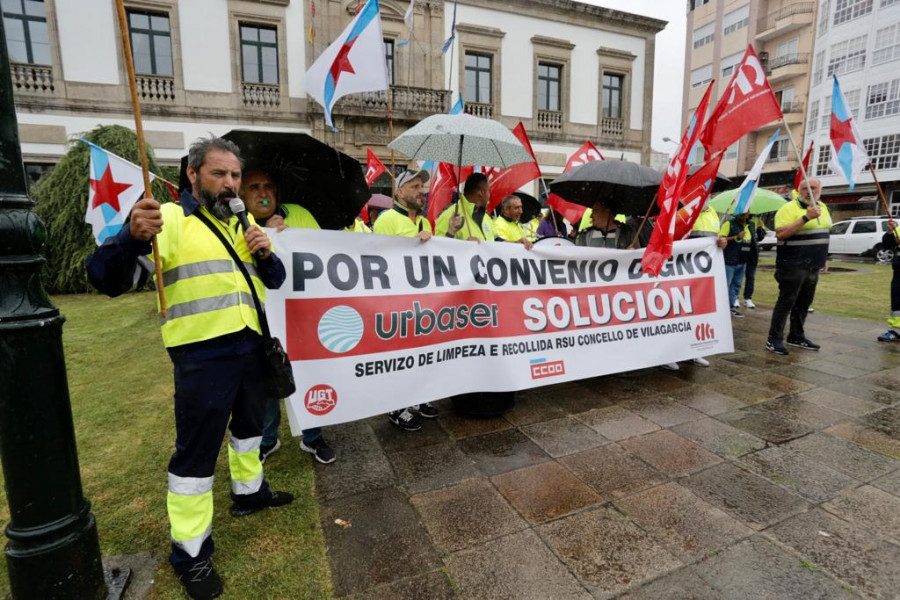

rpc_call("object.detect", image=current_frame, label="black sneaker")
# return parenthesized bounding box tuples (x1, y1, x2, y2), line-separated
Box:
(300, 437, 336, 464)
(412, 402, 439, 418)
(229, 490, 294, 517)
(178, 559, 223, 600)
(388, 408, 422, 431)
(766, 340, 789, 355)
(259, 439, 281, 464)
(731, 309, 745, 318)
(786, 337, 820, 351)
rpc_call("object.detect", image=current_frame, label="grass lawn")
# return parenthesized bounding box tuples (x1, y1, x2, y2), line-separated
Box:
(0, 292, 330, 599)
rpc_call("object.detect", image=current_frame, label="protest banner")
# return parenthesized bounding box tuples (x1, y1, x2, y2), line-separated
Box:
(265, 232, 733, 433)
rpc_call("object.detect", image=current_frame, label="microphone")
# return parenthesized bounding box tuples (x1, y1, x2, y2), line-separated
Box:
(228, 197, 266, 260)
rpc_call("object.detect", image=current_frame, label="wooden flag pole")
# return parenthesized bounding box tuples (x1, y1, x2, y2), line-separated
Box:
(387, 87, 396, 200)
(629, 192, 657, 249)
(114, 0, 166, 318)
(781, 116, 817, 207)
(868, 162, 899, 240)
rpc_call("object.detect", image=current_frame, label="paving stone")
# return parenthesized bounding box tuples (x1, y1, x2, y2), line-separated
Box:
(620, 397, 707, 427)
(681, 463, 809, 530)
(410, 478, 526, 553)
(345, 570, 458, 600)
(855, 370, 900, 393)
(457, 429, 549, 476)
(703, 356, 761, 377)
(312, 421, 397, 502)
(620, 430, 722, 477)
(801, 359, 872, 379)
(790, 388, 884, 418)
(769, 508, 900, 600)
(437, 411, 512, 440)
(634, 370, 694, 394)
(832, 351, 900, 373)
(692, 535, 854, 600)
(823, 485, 900, 543)
(559, 444, 666, 500)
(721, 408, 813, 444)
(371, 416, 450, 453)
(872, 469, 900, 496)
(735, 372, 817, 398)
(768, 364, 847, 387)
(859, 405, 900, 440)
(704, 379, 785, 405)
(501, 394, 567, 426)
(737, 446, 859, 503)
(537, 506, 683, 598)
(519, 416, 608, 458)
(390, 442, 480, 494)
(672, 417, 767, 459)
(669, 363, 736, 385)
(614, 482, 752, 562)
(581, 375, 650, 403)
(784, 432, 899, 481)
(825, 422, 900, 459)
(826, 379, 900, 406)
(721, 352, 781, 371)
(548, 382, 621, 414)
(756, 397, 848, 429)
(665, 387, 751, 416)
(446, 529, 591, 600)
(575, 406, 660, 441)
(320, 488, 442, 596)
(491, 461, 602, 524)
(619, 567, 723, 600)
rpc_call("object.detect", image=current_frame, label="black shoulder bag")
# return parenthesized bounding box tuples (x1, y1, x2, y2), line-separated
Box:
(194, 210, 297, 398)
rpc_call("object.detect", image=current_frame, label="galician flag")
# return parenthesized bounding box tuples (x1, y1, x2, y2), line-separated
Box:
(829, 75, 868, 191)
(733, 128, 780, 215)
(305, 0, 389, 128)
(84, 140, 163, 245)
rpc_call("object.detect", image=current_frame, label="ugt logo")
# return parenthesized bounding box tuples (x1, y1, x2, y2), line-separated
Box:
(305, 384, 338, 416)
(695, 323, 716, 342)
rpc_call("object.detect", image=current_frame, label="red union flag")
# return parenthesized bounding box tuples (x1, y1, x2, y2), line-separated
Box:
(485, 123, 541, 213)
(643, 83, 714, 276)
(427, 162, 473, 227)
(793, 140, 814, 193)
(674, 154, 724, 240)
(701, 45, 783, 156)
(365, 148, 386, 186)
(546, 141, 605, 225)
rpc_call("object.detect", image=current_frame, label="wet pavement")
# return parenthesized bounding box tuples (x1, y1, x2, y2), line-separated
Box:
(310, 307, 900, 599)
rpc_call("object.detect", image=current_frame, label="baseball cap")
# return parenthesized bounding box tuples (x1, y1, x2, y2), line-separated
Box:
(396, 168, 430, 189)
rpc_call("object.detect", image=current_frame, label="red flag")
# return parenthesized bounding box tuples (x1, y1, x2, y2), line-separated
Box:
(792, 140, 814, 192)
(484, 123, 542, 213)
(673, 153, 724, 240)
(700, 45, 783, 156)
(643, 83, 714, 276)
(365, 148, 386, 187)
(546, 141, 605, 225)
(427, 162, 473, 227)
(162, 179, 179, 201)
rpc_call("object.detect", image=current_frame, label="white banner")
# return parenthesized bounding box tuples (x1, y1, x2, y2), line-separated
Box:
(265, 232, 733, 434)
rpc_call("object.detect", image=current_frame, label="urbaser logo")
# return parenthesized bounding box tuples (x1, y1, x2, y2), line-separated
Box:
(530, 358, 566, 380)
(695, 322, 715, 342)
(305, 384, 337, 416)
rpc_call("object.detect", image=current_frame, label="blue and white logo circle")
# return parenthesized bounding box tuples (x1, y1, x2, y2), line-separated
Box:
(317, 306, 364, 353)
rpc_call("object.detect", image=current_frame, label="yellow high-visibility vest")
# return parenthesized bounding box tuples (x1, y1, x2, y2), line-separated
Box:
(435, 194, 494, 241)
(494, 215, 525, 242)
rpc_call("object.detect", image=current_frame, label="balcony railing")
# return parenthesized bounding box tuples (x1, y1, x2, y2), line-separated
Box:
(136, 75, 175, 102)
(242, 82, 280, 109)
(537, 110, 562, 132)
(465, 102, 493, 119)
(10, 63, 53, 94)
(601, 117, 623, 138)
(756, 2, 815, 33)
(337, 86, 450, 114)
(767, 52, 809, 71)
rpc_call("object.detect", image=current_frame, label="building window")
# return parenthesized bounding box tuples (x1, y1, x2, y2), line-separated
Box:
(866, 78, 900, 119)
(864, 134, 900, 169)
(775, 38, 800, 62)
(720, 52, 742, 78)
(127, 10, 172, 76)
(690, 64, 712, 89)
(807, 99, 819, 132)
(692, 22, 714, 49)
(689, 0, 711, 10)
(827, 35, 867, 77)
(874, 24, 900, 65)
(1, 0, 50, 65)
(722, 5, 749, 36)
(240, 24, 278, 85)
(384, 39, 394, 85)
(602, 73, 623, 119)
(769, 137, 790, 162)
(812, 50, 825, 87)
(882, 0, 900, 7)
(725, 141, 739, 160)
(821, 94, 833, 129)
(776, 86, 796, 112)
(816, 145, 834, 176)
(846, 88, 861, 118)
(818, 0, 830, 36)
(537, 63, 561, 112)
(834, 0, 873, 24)
(464, 52, 492, 104)
(24, 161, 53, 190)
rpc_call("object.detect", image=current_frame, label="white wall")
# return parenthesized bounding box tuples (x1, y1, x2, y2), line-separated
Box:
(55, 0, 119, 84)
(178, 0, 232, 93)
(444, 2, 647, 129)
(286, 0, 306, 98)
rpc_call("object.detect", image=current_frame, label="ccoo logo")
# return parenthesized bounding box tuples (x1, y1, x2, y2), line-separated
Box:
(305, 384, 338, 416)
(695, 323, 716, 342)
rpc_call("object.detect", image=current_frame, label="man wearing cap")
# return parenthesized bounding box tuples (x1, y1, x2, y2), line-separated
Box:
(435, 172, 494, 241)
(494, 195, 533, 249)
(374, 168, 461, 430)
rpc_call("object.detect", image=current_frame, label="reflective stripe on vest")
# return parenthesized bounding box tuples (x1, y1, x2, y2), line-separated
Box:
(161, 291, 257, 323)
(689, 231, 718, 238)
(162, 259, 259, 287)
(776, 228, 830, 269)
(168, 472, 214, 557)
(228, 434, 264, 496)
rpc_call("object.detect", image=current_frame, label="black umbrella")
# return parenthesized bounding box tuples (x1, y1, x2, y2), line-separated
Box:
(222, 130, 370, 230)
(492, 192, 542, 223)
(548, 160, 663, 216)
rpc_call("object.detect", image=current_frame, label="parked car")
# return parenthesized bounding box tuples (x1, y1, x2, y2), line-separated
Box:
(828, 217, 894, 262)
(759, 230, 777, 251)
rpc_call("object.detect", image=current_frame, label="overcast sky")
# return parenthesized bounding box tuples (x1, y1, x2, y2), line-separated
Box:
(584, 0, 686, 151)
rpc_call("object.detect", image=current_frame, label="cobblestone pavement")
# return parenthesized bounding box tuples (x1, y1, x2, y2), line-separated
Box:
(310, 307, 900, 599)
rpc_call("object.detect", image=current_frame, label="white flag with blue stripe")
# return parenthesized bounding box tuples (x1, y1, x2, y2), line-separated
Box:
(733, 128, 780, 215)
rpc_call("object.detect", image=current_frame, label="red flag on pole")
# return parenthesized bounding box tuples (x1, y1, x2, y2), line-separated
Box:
(673, 153, 724, 240)
(546, 141, 605, 225)
(792, 140, 814, 192)
(365, 148, 386, 187)
(484, 123, 542, 213)
(427, 162, 473, 227)
(643, 82, 715, 276)
(700, 45, 784, 156)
